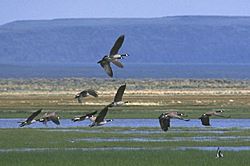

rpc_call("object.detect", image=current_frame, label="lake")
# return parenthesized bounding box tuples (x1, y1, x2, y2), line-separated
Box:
(2, 118, 250, 129)
(0, 63, 250, 79)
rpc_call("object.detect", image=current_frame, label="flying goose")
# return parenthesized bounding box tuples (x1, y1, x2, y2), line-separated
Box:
(216, 147, 224, 158)
(199, 110, 231, 126)
(159, 111, 190, 132)
(89, 106, 113, 127)
(72, 110, 98, 122)
(108, 84, 128, 107)
(75, 89, 98, 103)
(98, 35, 129, 77)
(18, 108, 42, 127)
(37, 112, 60, 125)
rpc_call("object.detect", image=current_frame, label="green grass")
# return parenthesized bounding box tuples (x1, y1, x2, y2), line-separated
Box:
(0, 127, 249, 148)
(1, 150, 250, 166)
(0, 127, 250, 165)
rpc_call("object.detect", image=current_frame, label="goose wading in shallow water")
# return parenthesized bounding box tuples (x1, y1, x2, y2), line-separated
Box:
(89, 106, 113, 127)
(159, 111, 190, 132)
(216, 147, 224, 158)
(18, 108, 42, 127)
(108, 84, 128, 107)
(72, 110, 98, 122)
(37, 112, 60, 125)
(75, 89, 98, 103)
(98, 35, 129, 77)
(199, 110, 231, 126)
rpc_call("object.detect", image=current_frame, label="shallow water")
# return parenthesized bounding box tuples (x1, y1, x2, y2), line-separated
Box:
(1, 118, 250, 129)
(46, 129, 228, 134)
(71, 136, 250, 143)
(1, 146, 250, 153)
(177, 146, 250, 151)
(0, 147, 148, 153)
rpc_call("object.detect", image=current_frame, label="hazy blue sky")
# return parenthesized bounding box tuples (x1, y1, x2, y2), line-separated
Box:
(0, 0, 250, 25)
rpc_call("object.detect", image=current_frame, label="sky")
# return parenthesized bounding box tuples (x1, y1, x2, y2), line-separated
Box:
(0, 0, 250, 25)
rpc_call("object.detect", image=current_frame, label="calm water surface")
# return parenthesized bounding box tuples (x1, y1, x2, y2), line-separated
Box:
(1, 63, 250, 79)
(1, 118, 250, 129)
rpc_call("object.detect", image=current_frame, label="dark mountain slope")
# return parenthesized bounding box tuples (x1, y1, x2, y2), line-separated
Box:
(0, 16, 250, 64)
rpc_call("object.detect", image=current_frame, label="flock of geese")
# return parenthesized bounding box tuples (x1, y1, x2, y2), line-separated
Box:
(19, 34, 231, 131)
(18, 34, 229, 157)
(19, 109, 60, 127)
(19, 84, 127, 128)
(159, 110, 230, 131)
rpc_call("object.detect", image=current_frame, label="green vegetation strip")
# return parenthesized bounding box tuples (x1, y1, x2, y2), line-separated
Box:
(1, 149, 250, 166)
(0, 127, 250, 149)
(1, 127, 250, 166)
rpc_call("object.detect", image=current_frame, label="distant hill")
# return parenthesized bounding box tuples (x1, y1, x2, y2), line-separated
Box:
(1, 16, 250, 64)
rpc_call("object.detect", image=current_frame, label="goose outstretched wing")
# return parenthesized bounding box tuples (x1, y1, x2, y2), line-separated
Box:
(110, 35, 125, 56)
(159, 116, 170, 131)
(87, 89, 98, 97)
(114, 84, 126, 102)
(111, 60, 124, 68)
(199, 115, 210, 126)
(27, 108, 42, 123)
(95, 106, 109, 123)
(99, 60, 113, 77)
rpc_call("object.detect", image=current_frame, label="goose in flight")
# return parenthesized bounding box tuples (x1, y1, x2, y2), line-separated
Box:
(37, 112, 60, 125)
(98, 35, 129, 77)
(108, 84, 128, 107)
(199, 110, 231, 126)
(159, 111, 190, 132)
(89, 106, 112, 127)
(72, 110, 97, 122)
(18, 109, 42, 127)
(75, 89, 98, 103)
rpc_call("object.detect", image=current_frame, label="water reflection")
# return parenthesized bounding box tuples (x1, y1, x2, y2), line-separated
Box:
(1, 118, 250, 129)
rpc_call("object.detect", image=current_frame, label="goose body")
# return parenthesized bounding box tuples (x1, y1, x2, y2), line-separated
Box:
(98, 35, 129, 77)
(110, 101, 128, 107)
(163, 111, 190, 121)
(37, 112, 60, 125)
(72, 111, 97, 122)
